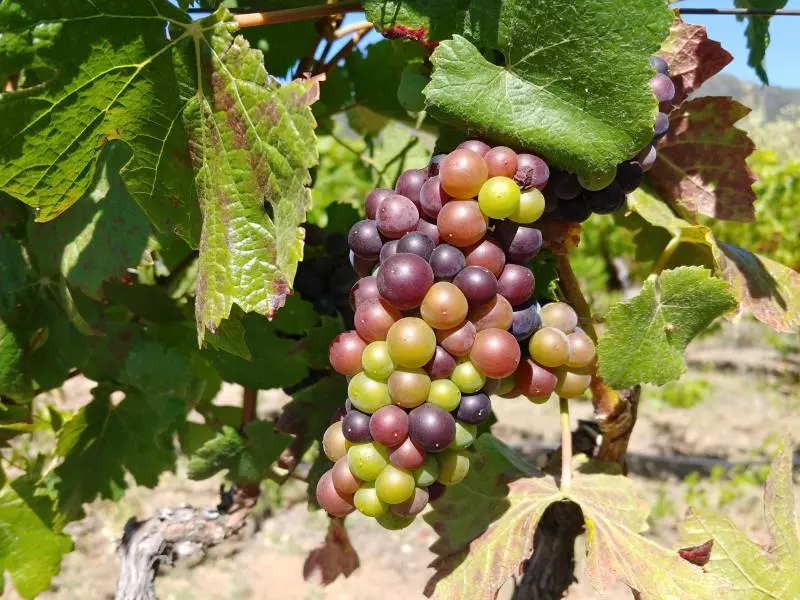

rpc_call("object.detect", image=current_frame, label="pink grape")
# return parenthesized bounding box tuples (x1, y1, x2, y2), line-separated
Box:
(366, 188, 392, 220)
(369, 405, 409, 448)
(497, 264, 535, 306)
(329, 331, 367, 376)
(395, 169, 427, 207)
(316, 469, 354, 517)
(439, 150, 488, 200)
(377, 253, 434, 311)
(376, 193, 420, 239)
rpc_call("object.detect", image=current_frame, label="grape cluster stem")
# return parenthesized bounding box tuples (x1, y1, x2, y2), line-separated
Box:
(559, 396, 572, 493)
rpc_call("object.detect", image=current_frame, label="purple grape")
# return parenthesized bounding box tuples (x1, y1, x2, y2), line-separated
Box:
(350, 250, 377, 277)
(429, 244, 466, 282)
(511, 301, 542, 341)
(514, 153, 550, 190)
(366, 188, 392, 220)
(396, 232, 435, 261)
(420, 175, 451, 219)
(555, 196, 591, 223)
(380, 239, 399, 264)
(424, 346, 457, 379)
(650, 73, 675, 103)
(416, 218, 441, 245)
(409, 404, 456, 452)
(549, 170, 582, 200)
(497, 264, 535, 306)
(453, 266, 498, 306)
(650, 55, 669, 75)
(348, 219, 383, 260)
(494, 222, 543, 263)
(376, 193, 420, 239)
(654, 112, 669, 137)
(428, 154, 447, 177)
(342, 409, 372, 442)
(427, 481, 447, 502)
(456, 393, 491, 424)
(584, 182, 625, 215)
(395, 169, 427, 208)
(377, 253, 434, 310)
(616, 161, 644, 193)
(637, 145, 657, 172)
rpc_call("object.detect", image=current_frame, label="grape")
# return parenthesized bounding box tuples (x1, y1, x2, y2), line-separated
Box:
(427, 379, 462, 412)
(578, 167, 617, 192)
(494, 222, 543, 263)
(408, 404, 456, 452)
(377, 253, 434, 310)
(566, 330, 596, 368)
(654, 112, 669, 137)
(369, 405, 409, 448)
(436, 320, 476, 357)
(453, 266, 498, 306)
(348, 219, 383, 260)
(540, 302, 578, 333)
(416, 218, 441, 245)
(332, 456, 362, 495)
(427, 153, 447, 177)
(316, 470, 355, 517)
(424, 345, 457, 379)
(350, 251, 377, 277)
(449, 421, 477, 450)
(323, 421, 350, 461)
(379, 239, 399, 264)
(348, 372, 391, 413)
(555, 368, 592, 398)
(637, 145, 657, 172)
(429, 245, 466, 283)
(515, 358, 558, 400)
(354, 482, 389, 517)
(464, 237, 506, 277)
(362, 340, 395, 380)
(420, 176, 451, 219)
(366, 188, 392, 220)
(391, 486, 429, 517)
(456, 139, 491, 157)
(511, 301, 542, 341)
(450, 359, 486, 393)
(497, 264, 535, 306)
(469, 294, 513, 331)
(555, 196, 591, 223)
(376, 194, 420, 239)
(484, 146, 519, 178)
(390, 437, 426, 470)
(548, 170, 582, 200)
(413, 454, 440, 487)
(348, 442, 390, 481)
(493, 375, 518, 397)
(349, 276, 380, 311)
(386, 317, 437, 369)
(469, 328, 521, 379)
(456, 392, 491, 424)
(650, 55, 669, 75)
(478, 176, 521, 219)
(437, 201, 489, 247)
(342, 409, 372, 442)
(395, 168, 427, 207)
(396, 232, 435, 261)
(584, 182, 625, 215)
(650, 73, 675, 103)
(528, 327, 570, 368)
(511, 189, 546, 224)
(377, 511, 415, 530)
(427, 481, 447, 502)
(440, 150, 489, 199)
(329, 331, 367, 376)
(375, 464, 416, 504)
(514, 153, 550, 190)
(437, 449, 470, 485)
(616, 161, 644, 193)
(354, 299, 401, 342)
(387, 368, 431, 409)
(420, 282, 469, 330)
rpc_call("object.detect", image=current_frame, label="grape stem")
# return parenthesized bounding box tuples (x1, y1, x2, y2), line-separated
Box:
(649, 234, 681, 279)
(559, 397, 572, 493)
(233, 2, 363, 29)
(555, 255, 597, 343)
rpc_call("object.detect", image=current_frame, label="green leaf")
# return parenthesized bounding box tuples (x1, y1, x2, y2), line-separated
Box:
(101, 282, 186, 324)
(0, 477, 73, 599)
(597, 266, 737, 388)
(203, 312, 252, 360)
(0, 233, 33, 318)
(119, 339, 193, 397)
(0, 320, 32, 401)
(277, 375, 347, 458)
(734, 0, 787, 85)
(188, 12, 319, 344)
(269, 295, 319, 335)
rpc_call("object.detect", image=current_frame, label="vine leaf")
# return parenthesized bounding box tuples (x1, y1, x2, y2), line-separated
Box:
(657, 19, 733, 108)
(0, 476, 73, 599)
(650, 97, 757, 222)
(0, 320, 32, 401)
(303, 518, 360, 585)
(680, 436, 800, 598)
(597, 266, 737, 388)
(734, 0, 787, 85)
(0, 233, 32, 318)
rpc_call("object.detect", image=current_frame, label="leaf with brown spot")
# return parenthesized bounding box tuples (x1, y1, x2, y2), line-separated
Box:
(649, 97, 757, 222)
(679, 540, 713, 567)
(303, 518, 360, 586)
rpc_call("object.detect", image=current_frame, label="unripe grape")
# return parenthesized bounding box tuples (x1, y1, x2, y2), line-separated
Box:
(515, 358, 557, 400)
(388, 368, 431, 409)
(566, 330, 596, 368)
(437, 449, 470, 485)
(540, 302, 579, 333)
(375, 464, 416, 504)
(354, 482, 389, 517)
(437, 201, 488, 247)
(329, 331, 367, 377)
(348, 372, 391, 413)
(464, 237, 506, 277)
(440, 149, 489, 199)
(436, 320, 477, 357)
(484, 146, 519, 178)
(420, 282, 469, 330)
(448, 421, 477, 450)
(331, 456, 362, 495)
(510, 188, 546, 224)
(377, 511, 415, 530)
(528, 327, 570, 368)
(413, 454, 441, 487)
(362, 340, 395, 381)
(469, 328, 521, 379)
(323, 421, 350, 461)
(478, 176, 521, 219)
(469, 294, 513, 331)
(316, 469, 355, 517)
(348, 442, 390, 481)
(386, 317, 437, 369)
(390, 437, 426, 470)
(555, 368, 592, 399)
(354, 299, 401, 342)
(369, 405, 409, 448)
(427, 379, 462, 412)
(578, 168, 617, 192)
(450, 359, 486, 393)
(391, 486, 429, 517)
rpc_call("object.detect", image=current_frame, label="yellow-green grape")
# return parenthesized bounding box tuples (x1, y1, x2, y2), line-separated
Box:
(361, 341, 395, 381)
(510, 188, 545, 224)
(322, 421, 350, 461)
(578, 167, 616, 191)
(348, 442, 389, 481)
(555, 369, 592, 399)
(450, 359, 486, 393)
(437, 449, 471, 485)
(528, 327, 570, 368)
(566, 330, 596, 368)
(448, 421, 477, 450)
(376, 511, 415, 530)
(375, 464, 416, 504)
(413, 454, 440, 487)
(527, 394, 551, 405)
(540, 302, 579, 333)
(348, 372, 390, 414)
(495, 376, 516, 396)
(388, 368, 431, 409)
(386, 317, 437, 369)
(354, 482, 388, 517)
(427, 379, 462, 411)
(477, 176, 521, 219)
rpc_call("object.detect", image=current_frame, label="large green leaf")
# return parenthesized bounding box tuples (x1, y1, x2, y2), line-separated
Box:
(734, 0, 787, 85)
(0, 233, 32, 318)
(0, 320, 32, 401)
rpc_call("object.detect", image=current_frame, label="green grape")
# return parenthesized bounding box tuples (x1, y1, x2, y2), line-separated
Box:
(578, 168, 616, 191)
(354, 482, 389, 517)
(555, 368, 592, 399)
(448, 421, 477, 450)
(427, 379, 462, 411)
(566, 330, 596, 368)
(388, 368, 431, 409)
(348, 442, 390, 481)
(413, 454, 440, 487)
(450, 359, 486, 393)
(478, 176, 521, 219)
(376, 511, 415, 530)
(361, 341, 395, 381)
(510, 188, 545, 224)
(387, 317, 437, 369)
(528, 327, 570, 368)
(437, 449, 471, 485)
(348, 372, 390, 414)
(375, 464, 416, 504)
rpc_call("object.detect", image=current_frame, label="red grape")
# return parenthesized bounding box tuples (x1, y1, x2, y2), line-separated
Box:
(484, 146, 519, 178)
(379, 239, 399, 264)
(331, 456, 362, 495)
(469, 294, 513, 331)
(376, 193, 420, 239)
(456, 139, 491, 157)
(370, 405, 409, 448)
(420, 282, 469, 330)
(329, 331, 367, 376)
(377, 253, 434, 311)
(429, 244, 466, 282)
(436, 320, 477, 357)
(366, 188, 392, 220)
(584, 182, 625, 215)
(514, 153, 550, 190)
(342, 409, 372, 442)
(395, 168, 427, 207)
(437, 201, 488, 247)
(439, 151, 488, 200)
(389, 437, 427, 470)
(396, 232, 435, 261)
(316, 469, 355, 517)
(409, 404, 456, 452)
(515, 359, 558, 399)
(349, 276, 380, 311)
(354, 299, 401, 342)
(415, 218, 441, 245)
(497, 264, 535, 306)
(348, 219, 383, 260)
(391, 486, 429, 516)
(494, 222, 543, 263)
(464, 237, 506, 277)
(424, 346, 457, 379)
(453, 266, 498, 306)
(420, 175, 451, 219)
(469, 328, 521, 378)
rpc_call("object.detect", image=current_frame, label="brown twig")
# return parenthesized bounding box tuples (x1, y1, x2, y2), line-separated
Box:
(233, 2, 363, 29)
(319, 29, 370, 74)
(242, 387, 258, 426)
(334, 21, 373, 38)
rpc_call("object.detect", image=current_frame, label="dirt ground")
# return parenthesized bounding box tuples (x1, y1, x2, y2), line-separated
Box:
(24, 320, 800, 600)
